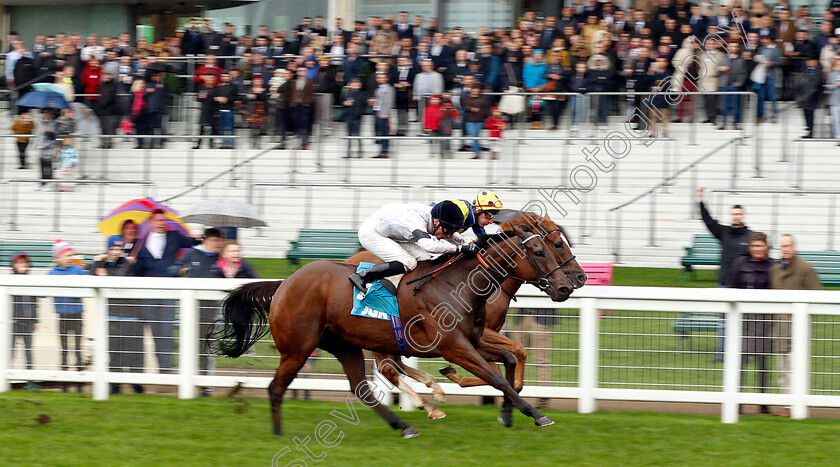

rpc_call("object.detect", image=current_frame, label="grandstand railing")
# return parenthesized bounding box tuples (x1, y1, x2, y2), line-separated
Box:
(708, 188, 840, 251)
(2, 275, 839, 424)
(606, 136, 743, 262)
(1, 179, 156, 231)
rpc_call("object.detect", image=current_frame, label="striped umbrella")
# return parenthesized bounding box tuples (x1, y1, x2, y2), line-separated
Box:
(97, 197, 191, 237)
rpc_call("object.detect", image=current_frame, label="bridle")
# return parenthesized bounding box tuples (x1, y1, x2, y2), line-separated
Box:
(478, 233, 564, 292)
(539, 227, 578, 270)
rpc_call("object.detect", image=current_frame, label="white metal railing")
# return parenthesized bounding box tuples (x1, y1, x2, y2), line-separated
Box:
(2, 275, 840, 423)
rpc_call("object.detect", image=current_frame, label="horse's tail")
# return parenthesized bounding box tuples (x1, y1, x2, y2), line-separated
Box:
(211, 280, 283, 358)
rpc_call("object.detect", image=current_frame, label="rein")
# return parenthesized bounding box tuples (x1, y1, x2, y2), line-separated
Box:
(407, 253, 466, 295)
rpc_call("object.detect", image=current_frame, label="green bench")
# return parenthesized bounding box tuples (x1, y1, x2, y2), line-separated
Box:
(681, 234, 721, 280)
(798, 251, 840, 287)
(673, 312, 723, 349)
(0, 241, 57, 268)
(286, 229, 362, 267)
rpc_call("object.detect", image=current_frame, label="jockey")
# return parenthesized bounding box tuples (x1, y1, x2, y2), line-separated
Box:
(450, 190, 506, 238)
(349, 200, 479, 296)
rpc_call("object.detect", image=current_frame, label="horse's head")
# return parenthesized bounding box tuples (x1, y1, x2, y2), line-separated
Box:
(479, 224, 573, 302)
(497, 211, 588, 289)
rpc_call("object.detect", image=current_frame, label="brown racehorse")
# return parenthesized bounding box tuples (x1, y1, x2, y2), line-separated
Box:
(213, 223, 573, 437)
(347, 210, 587, 424)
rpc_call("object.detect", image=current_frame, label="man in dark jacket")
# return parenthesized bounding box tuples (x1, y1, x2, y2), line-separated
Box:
(13, 48, 37, 114)
(144, 73, 170, 149)
(342, 77, 368, 157)
(97, 72, 119, 148)
(213, 71, 239, 149)
(195, 74, 219, 149)
(133, 209, 199, 374)
(698, 187, 752, 285)
(797, 57, 823, 138)
(175, 228, 224, 396)
(698, 186, 752, 363)
(391, 55, 416, 136)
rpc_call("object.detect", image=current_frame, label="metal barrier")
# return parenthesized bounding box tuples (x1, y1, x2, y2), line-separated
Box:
(2, 276, 840, 423)
(791, 138, 840, 189)
(607, 137, 743, 261)
(1, 179, 155, 232)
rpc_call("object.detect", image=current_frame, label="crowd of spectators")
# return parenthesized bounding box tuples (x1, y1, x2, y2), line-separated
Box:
(8, 215, 258, 394)
(4, 1, 840, 159)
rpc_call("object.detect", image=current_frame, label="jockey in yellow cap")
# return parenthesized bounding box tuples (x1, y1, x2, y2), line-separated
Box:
(448, 190, 505, 238)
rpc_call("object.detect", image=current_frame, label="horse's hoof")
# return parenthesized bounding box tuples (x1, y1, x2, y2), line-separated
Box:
(498, 412, 513, 427)
(401, 427, 420, 439)
(534, 415, 554, 427)
(439, 366, 455, 377)
(431, 392, 447, 404)
(428, 408, 447, 420)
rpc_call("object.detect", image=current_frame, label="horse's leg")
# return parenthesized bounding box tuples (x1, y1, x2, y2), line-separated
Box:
(373, 352, 446, 420)
(439, 336, 553, 427)
(402, 365, 447, 403)
(325, 342, 419, 438)
(268, 351, 310, 436)
(440, 330, 529, 392)
(474, 341, 519, 428)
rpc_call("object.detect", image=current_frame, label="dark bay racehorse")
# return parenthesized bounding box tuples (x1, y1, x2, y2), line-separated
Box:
(347, 211, 587, 422)
(213, 222, 573, 437)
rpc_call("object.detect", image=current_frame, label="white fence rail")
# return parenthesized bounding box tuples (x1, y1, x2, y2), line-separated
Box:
(2, 275, 840, 424)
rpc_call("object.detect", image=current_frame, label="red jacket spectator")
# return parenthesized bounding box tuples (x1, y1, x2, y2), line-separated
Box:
(424, 102, 459, 131)
(485, 116, 507, 138)
(193, 58, 224, 86)
(80, 61, 102, 100)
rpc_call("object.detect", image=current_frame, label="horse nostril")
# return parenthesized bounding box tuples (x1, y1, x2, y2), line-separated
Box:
(559, 287, 573, 296)
(577, 274, 589, 285)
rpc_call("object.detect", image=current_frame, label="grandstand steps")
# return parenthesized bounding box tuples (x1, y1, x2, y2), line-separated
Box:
(2, 111, 839, 268)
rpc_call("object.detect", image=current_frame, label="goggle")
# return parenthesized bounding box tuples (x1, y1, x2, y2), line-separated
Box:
(439, 224, 457, 235)
(480, 210, 497, 220)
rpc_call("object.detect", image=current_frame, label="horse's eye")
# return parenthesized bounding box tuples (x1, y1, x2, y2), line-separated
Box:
(521, 225, 532, 232)
(554, 242, 563, 249)
(535, 250, 544, 257)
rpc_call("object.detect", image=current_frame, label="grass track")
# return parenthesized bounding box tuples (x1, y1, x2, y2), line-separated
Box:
(2, 392, 839, 466)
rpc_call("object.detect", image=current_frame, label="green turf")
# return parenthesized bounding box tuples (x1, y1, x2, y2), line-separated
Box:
(1, 391, 839, 466)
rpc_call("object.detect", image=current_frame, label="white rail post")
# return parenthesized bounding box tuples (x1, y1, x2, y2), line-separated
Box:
(578, 297, 598, 414)
(92, 287, 110, 400)
(0, 287, 10, 393)
(399, 357, 418, 411)
(790, 302, 810, 420)
(722, 301, 742, 423)
(179, 290, 198, 399)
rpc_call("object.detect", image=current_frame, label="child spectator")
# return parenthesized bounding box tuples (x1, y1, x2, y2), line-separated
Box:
(58, 137, 79, 192)
(210, 241, 259, 278)
(11, 252, 38, 373)
(485, 107, 507, 161)
(48, 239, 87, 392)
(423, 94, 460, 158)
(34, 108, 57, 191)
(11, 112, 34, 169)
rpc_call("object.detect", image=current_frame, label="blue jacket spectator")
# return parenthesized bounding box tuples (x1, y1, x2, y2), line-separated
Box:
(133, 210, 199, 277)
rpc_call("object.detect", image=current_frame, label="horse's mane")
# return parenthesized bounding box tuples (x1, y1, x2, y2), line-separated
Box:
(421, 231, 515, 266)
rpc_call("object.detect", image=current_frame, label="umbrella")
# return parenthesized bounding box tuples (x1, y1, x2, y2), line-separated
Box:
(98, 197, 191, 237)
(32, 83, 66, 94)
(16, 91, 70, 109)
(181, 198, 268, 228)
(70, 102, 102, 135)
(146, 61, 176, 73)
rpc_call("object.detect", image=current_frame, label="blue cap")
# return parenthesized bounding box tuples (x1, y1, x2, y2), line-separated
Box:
(107, 235, 125, 250)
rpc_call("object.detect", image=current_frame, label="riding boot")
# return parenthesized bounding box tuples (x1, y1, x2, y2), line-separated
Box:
(349, 261, 407, 297)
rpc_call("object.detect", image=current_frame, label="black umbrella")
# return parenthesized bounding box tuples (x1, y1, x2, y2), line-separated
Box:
(146, 61, 176, 73)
